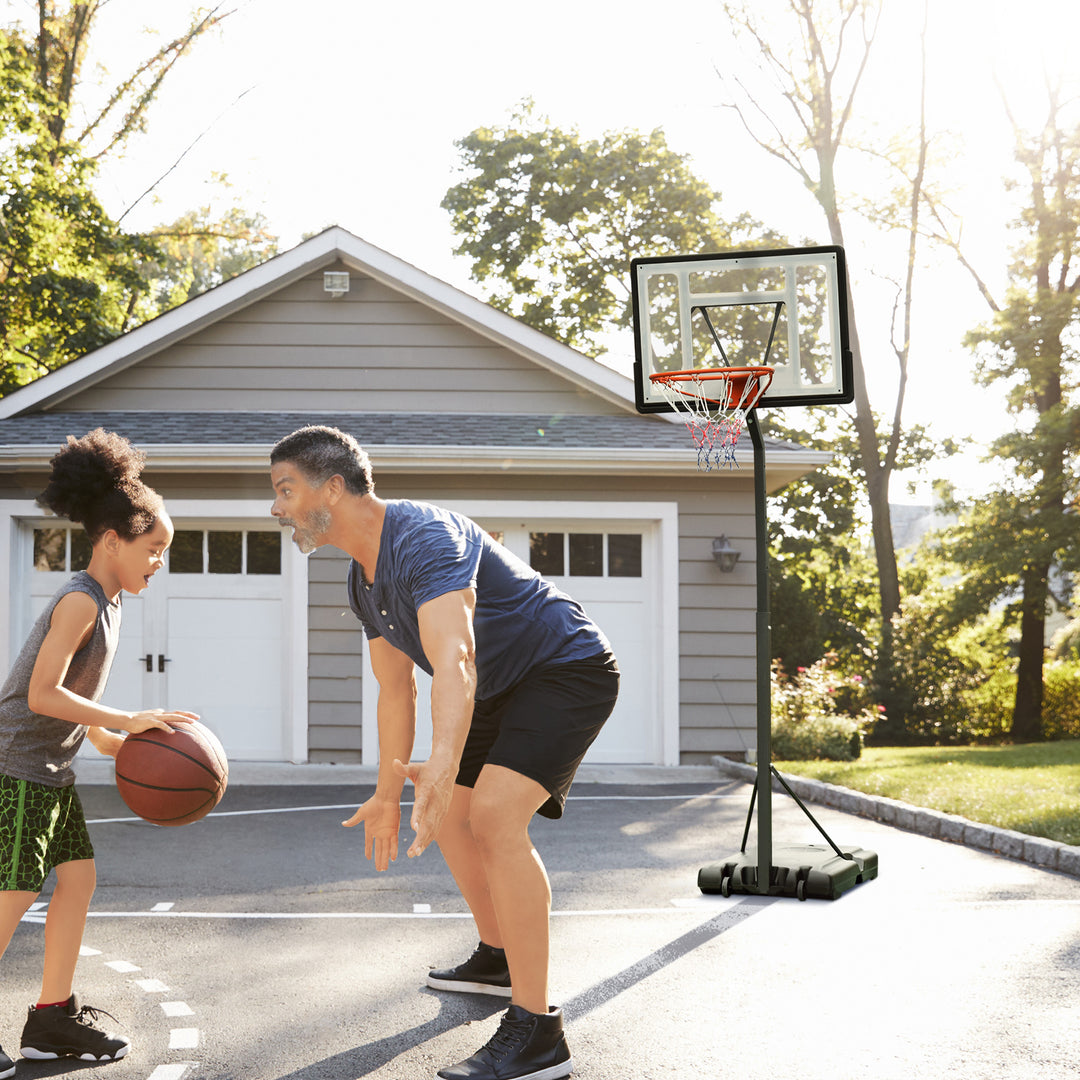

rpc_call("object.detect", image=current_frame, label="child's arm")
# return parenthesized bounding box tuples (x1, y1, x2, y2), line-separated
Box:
(85, 725, 126, 758)
(28, 592, 197, 735)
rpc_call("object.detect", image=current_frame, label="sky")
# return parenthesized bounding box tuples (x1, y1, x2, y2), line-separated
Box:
(7, 0, 1080, 504)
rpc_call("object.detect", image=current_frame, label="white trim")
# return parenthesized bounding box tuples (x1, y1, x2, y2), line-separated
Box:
(0, 227, 635, 418)
(0, 443, 832, 491)
(359, 500, 680, 768)
(1, 499, 309, 764)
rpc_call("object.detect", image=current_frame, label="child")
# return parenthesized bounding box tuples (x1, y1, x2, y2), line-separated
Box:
(0, 429, 197, 1076)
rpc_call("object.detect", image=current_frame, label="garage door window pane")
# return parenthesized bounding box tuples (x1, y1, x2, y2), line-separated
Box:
(33, 528, 66, 571)
(169, 531, 203, 573)
(208, 531, 242, 574)
(530, 532, 564, 576)
(70, 529, 92, 571)
(569, 533, 603, 576)
(608, 534, 642, 577)
(247, 532, 281, 575)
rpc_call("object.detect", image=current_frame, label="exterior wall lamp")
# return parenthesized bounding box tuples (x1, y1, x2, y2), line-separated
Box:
(712, 535, 741, 573)
(323, 271, 350, 298)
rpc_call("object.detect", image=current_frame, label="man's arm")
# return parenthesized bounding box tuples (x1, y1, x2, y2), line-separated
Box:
(397, 587, 478, 857)
(341, 635, 417, 870)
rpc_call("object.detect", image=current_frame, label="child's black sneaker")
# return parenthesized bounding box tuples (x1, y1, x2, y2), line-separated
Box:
(0, 1043, 15, 1079)
(427, 941, 512, 997)
(437, 1005, 572, 1080)
(20, 995, 130, 1062)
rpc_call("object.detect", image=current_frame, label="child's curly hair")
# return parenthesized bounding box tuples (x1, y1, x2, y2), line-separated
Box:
(37, 429, 165, 543)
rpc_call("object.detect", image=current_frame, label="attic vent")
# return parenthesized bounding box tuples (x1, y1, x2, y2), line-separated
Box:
(323, 271, 350, 298)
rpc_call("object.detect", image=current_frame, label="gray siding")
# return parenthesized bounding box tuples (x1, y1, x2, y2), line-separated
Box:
(64, 269, 626, 416)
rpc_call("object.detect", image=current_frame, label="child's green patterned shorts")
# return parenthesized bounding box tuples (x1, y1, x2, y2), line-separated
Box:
(1, 773, 95, 892)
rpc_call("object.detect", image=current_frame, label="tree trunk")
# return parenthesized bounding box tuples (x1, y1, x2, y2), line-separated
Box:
(1011, 563, 1048, 742)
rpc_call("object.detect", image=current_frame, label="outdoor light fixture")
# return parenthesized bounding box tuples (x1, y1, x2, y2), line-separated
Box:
(323, 271, 350, 298)
(711, 535, 740, 572)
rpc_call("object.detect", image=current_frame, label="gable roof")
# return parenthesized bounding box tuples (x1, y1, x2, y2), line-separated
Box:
(0, 227, 636, 419)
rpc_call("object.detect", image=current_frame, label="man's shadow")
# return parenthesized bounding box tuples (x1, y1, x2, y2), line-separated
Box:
(273, 988, 505, 1080)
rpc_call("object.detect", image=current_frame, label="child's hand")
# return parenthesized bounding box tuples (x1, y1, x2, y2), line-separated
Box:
(123, 710, 200, 735)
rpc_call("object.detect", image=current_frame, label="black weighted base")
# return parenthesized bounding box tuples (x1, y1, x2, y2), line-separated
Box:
(698, 842, 879, 901)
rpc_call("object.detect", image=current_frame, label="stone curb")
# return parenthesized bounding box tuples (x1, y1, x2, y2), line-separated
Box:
(712, 756, 1080, 881)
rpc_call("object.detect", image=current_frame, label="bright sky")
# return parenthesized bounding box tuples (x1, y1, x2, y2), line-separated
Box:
(7, 0, 1080, 503)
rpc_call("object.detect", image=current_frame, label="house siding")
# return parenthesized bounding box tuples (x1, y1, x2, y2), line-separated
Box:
(65, 269, 627, 416)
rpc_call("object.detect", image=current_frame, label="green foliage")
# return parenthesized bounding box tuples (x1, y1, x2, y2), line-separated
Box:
(442, 100, 784, 355)
(1, 8, 275, 397)
(1044, 661, 1080, 740)
(0, 29, 154, 393)
(770, 655, 881, 761)
(142, 200, 279, 310)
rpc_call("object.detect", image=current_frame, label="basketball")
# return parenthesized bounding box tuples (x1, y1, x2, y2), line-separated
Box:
(115, 720, 229, 826)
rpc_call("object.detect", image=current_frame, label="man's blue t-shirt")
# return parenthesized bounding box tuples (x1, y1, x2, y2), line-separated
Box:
(346, 501, 611, 700)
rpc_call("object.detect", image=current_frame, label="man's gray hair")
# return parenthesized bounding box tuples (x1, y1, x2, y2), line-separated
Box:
(270, 426, 374, 495)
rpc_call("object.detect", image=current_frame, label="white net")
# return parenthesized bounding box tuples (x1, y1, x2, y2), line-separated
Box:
(650, 367, 773, 471)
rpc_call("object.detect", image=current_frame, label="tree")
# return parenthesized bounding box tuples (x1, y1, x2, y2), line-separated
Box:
(947, 90, 1080, 740)
(715, 0, 943, 704)
(1, 3, 252, 394)
(141, 199, 279, 311)
(442, 100, 785, 356)
(1, 27, 153, 392)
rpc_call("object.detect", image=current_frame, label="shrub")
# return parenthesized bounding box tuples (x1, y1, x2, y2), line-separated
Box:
(1043, 661, 1080, 740)
(771, 655, 881, 761)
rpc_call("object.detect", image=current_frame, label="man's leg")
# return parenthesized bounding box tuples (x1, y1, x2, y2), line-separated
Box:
(435, 783, 503, 949)
(467, 764, 551, 1015)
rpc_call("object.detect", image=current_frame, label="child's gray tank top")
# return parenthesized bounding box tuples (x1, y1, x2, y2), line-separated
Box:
(0, 571, 121, 787)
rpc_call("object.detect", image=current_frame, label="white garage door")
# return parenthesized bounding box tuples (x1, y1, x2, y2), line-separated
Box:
(25, 521, 289, 761)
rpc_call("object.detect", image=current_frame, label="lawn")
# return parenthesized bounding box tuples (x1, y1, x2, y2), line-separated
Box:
(773, 740, 1080, 847)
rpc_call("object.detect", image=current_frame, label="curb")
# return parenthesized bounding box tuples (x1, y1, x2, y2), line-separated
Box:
(711, 756, 1080, 881)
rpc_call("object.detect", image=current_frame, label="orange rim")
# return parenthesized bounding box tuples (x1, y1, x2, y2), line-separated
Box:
(650, 366, 774, 407)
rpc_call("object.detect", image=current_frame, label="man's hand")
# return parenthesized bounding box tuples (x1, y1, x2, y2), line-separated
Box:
(342, 794, 402, 872)
(393, 757, 456, 859)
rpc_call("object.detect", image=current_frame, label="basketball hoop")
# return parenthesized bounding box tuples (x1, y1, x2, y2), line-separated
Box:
(650, 366, 774, 470)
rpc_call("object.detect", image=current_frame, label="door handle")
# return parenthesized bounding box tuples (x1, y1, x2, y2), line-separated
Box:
(158, 654, 172, 673)
(142, 654, 152, 672)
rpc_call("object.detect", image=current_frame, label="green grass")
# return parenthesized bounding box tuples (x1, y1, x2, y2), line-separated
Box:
(773, 741, 1080, 846)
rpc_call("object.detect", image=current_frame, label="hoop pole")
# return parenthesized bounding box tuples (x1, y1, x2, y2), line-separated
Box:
(749, 408, 773, 893)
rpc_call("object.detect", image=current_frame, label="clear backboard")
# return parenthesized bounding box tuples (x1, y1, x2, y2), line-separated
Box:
(631, 245, 853, 413)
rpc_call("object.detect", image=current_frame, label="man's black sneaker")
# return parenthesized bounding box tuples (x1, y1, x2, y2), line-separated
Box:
(437, 1005, 572, 1080)
(20, 995, 130, 1062)
(0, 1043, 15, 1079)
(427, 941, 512, 997)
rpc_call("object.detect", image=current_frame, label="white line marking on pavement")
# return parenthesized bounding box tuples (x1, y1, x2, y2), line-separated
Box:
(85, 906, 727, 920)
(146, 1063, 199, 1080)
(84, 792, 743, 825)
(79, 945, 103, 956)
(160, 1002, 195, 1017)
(105, 960, 140, 972)
(152, 902, 175, 912)
(413, 903, 431, 913)
(168, 1028, 200, 1050)
(136, 979, 170, 993)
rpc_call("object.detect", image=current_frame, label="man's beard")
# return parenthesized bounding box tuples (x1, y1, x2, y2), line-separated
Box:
(287, 506, 332, 555)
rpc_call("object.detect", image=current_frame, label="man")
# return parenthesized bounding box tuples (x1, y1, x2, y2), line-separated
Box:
(269, 425, 618, 1080)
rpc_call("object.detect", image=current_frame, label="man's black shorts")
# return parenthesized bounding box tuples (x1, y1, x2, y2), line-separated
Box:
(456, 651, 620, 819)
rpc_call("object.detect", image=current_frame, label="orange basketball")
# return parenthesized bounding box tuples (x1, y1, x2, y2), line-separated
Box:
(115, 720, 228, 826)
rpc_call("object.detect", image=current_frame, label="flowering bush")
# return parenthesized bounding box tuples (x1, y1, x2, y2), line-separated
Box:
(771, 654, 882, 761)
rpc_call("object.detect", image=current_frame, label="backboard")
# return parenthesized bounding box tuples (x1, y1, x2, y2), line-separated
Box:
(631, 245, 853, 413)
